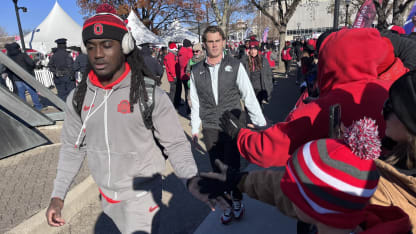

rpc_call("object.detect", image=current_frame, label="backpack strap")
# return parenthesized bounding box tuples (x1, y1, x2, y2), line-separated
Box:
(139, 76, 157, 130)
(140, 76, 169, 159)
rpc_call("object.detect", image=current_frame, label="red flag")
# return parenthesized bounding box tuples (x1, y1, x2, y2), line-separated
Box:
(14, 35, 20, 41)
(352, 0, 382, 28)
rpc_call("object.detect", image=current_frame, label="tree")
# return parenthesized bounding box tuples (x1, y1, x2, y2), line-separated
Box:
(76, 0, 204, 34)
(328, 0, 414, 29)
(327, 0, 365, 26)
(205, 0, 251, 37)
(249, 0, 302, 66)
(374, 0, 414, 29)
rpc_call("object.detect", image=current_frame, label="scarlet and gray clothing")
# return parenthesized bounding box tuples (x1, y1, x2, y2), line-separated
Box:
(101, 179, 162, 233)
(164, 51, 182, 106)
(190, 55, 266, 135)
(163, 51, 178, 82)
(51, 68, 198, 202)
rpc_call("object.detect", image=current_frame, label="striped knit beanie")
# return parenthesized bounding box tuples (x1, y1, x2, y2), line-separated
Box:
(281, 118, 381, 229)
(82, 4, 128, 43)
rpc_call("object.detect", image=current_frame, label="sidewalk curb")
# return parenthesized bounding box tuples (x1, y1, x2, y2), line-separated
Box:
(6, 176, 98, 234)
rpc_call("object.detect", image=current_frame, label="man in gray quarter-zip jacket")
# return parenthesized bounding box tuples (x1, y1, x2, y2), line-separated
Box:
(45, 4, 217, 234)
(190, 26, 267, 225)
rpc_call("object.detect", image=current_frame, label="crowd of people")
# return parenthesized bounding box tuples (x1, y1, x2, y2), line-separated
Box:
(1, 2, 416, 233)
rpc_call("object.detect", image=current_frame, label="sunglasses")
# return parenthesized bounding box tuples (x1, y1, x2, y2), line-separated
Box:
(382, 98, 394, 119)
(193, 50, 201, 53)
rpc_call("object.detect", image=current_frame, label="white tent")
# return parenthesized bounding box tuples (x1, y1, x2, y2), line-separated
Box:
(162, 20, 200, 44)
(127, 11, 166, 46)
(19, 1, 82, 54)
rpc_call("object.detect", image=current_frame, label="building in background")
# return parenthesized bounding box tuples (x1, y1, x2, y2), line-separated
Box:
(249, 0, 333, 41)
(228, 20, 248, 41)
(286, 0, 333, 40)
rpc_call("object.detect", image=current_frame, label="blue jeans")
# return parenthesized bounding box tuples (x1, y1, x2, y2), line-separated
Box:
(14, 81, 43, 110)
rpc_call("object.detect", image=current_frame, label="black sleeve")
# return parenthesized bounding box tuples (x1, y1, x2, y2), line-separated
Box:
(380, 30, 416, 70)
(48, 55, 56, 73)
(0, 64, 5, 74)
(23, 54, 35, 69)
(73, 58, 80, 72)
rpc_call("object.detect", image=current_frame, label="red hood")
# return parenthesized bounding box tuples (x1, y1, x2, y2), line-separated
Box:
(317, 28, 396, 96)
(361, 205, 411, 233)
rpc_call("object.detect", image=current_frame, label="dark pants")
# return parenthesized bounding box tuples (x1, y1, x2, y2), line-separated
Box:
(169, 78, 182, 107)
(202, 128, 243, 201)
(283, 60, 291, 76)
(181, 79, 190, 113)
(54, 76, 75, 101)
(296, 63, 304, 84)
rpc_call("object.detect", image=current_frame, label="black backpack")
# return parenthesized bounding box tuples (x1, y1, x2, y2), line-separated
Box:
(139, 77, 157, 130)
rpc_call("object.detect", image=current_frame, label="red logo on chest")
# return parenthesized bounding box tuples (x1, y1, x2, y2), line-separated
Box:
(117, 100, 131, 114)
(83, 104, 95, 111)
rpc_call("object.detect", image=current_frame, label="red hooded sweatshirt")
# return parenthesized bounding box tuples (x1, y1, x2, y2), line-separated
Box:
(355, 205, 411, 233)
(237, 28, 409, 168)
(164, 51, 179, 82)
(178, 46, 193, 81)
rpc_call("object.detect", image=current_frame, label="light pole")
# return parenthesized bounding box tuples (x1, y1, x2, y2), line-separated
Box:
(12, 0, 27, 52)
(297, 23, 301, 37)
(345, 0, 351, 27)
(333, 0, 340, 29)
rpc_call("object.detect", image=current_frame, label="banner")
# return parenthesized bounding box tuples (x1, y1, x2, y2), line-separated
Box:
(404, 2, 416, 34)
(352, 0, 382, 28)
(262, 27, 269, 43)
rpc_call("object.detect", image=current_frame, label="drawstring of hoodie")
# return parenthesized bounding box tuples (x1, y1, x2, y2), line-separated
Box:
(74, 89, 114, 148)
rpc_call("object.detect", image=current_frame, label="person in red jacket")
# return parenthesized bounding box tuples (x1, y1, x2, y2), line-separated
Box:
(198, 118, 412, 234)
(178, 39, 194, 114)
(164, 42, 181, 107)
(281, 41, 294, 78)
(219, 28, 409, 168)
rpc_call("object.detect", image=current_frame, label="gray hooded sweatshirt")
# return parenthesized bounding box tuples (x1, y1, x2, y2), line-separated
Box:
(51, 68, 197, 201)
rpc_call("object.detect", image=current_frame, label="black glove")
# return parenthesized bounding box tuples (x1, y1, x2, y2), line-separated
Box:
(219, 110, 246, 140)
(198, 159, 247, 199)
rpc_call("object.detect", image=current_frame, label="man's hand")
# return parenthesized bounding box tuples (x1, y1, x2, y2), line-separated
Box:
(198, 160, 247, 200)
(192, 134, 203, 151)
(187, 176, 230, 211)
(46, 198, 65, 227)
(219, 110, 245, 140)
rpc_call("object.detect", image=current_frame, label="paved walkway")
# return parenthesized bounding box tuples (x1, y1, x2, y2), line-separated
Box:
(0, 143, 90, 233)
(3, 65, 301, 234)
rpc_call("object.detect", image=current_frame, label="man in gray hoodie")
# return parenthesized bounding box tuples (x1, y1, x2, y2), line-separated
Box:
(45, 4, 215, 233)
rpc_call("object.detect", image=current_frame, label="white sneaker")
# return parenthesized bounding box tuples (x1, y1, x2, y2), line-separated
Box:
(221, 207, 233, 224)
(232, 200, 245, 220)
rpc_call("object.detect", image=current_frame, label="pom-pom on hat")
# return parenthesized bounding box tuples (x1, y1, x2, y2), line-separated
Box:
(249, 40, 260, 49)
(281, 118, 381, 229)
(82, 3, 128, 43)
(168, 42, 178, 51)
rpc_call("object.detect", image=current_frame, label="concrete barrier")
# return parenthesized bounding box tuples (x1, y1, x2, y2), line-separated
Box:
(6, 176, 98, 234)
